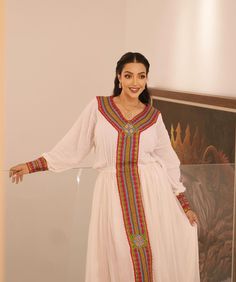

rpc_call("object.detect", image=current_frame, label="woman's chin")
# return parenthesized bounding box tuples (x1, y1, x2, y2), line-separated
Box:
(127, 91, 142, 99)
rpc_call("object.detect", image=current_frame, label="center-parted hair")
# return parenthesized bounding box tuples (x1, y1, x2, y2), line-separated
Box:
(113, 52, 151, 105)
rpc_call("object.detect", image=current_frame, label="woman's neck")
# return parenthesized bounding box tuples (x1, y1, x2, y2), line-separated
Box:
(118, 93, 140, 107)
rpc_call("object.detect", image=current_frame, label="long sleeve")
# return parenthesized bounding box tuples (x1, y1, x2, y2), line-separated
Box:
(151, 113, 186, 196)
(41, 98, 97, 172)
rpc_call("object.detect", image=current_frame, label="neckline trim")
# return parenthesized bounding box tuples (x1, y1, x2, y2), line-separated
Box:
(110, 96, 150, 123)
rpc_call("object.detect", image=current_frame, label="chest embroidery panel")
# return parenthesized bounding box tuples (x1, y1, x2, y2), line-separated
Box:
(97, 96, 160, 282)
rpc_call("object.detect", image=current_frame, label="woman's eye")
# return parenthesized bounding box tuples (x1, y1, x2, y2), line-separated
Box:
(124, 74, 131, 79)
(140, 75, 146, 79)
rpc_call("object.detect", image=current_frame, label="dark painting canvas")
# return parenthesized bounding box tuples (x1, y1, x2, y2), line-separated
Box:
(153, 99, 235, 282)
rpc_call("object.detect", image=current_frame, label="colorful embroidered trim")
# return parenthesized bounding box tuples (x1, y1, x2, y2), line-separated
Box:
(176, 192, 191, 213)
(97, 96, 160, 282)
(26, 156, 48, 173)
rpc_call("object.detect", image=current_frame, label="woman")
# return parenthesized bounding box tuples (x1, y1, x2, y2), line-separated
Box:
(9, 52, 200, 282)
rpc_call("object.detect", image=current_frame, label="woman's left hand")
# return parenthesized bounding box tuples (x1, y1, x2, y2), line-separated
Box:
(186, 210, 198, 226)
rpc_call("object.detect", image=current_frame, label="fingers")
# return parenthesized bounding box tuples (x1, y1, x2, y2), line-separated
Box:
(193, 215, 198, 224)
(14, 174, 20, 184)
(189, 218, 196, 226)
(11, 173, 18, 184)
(16, 174, 22, 184)
(9, 168, 16, 178)
(9, 166, 20, 177)
(190, 218, 196, 226)
(9, 168, 23, 184)
(186, 211, 198, 226)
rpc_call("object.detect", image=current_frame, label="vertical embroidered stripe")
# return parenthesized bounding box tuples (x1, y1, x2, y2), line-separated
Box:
(97, 96, 160, 282)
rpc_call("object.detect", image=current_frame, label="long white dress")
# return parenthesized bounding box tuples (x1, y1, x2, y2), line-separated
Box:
(42, 96, 200, 282)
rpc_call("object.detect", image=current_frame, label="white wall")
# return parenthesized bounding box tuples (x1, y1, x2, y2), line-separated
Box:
(5, 1, 125, 281)
(6, 0, 126, 164)
(125, 0, 236, 97)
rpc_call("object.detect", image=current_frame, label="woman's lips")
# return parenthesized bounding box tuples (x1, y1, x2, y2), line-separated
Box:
(129, 87, 140, 93)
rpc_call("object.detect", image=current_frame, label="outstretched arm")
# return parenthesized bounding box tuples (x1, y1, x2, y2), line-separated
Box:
(9, 97, 97, 183)
(9, 156, 48, 184)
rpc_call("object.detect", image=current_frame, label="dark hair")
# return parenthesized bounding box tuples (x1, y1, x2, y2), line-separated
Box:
(113, 52, 151, 104)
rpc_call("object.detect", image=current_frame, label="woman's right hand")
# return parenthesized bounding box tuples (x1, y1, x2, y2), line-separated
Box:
(9, 163, 29, 184)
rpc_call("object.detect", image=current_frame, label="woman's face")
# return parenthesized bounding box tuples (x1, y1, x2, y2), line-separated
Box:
(118, 62, 148, 100)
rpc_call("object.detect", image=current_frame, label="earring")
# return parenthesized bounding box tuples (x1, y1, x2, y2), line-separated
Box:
(119, 82, 122, 88)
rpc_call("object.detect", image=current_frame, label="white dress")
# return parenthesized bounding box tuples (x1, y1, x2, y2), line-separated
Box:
(42, 96, 200, 282)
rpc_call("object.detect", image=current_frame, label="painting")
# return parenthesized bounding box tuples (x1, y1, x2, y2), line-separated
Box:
(153, 98, 235, 282)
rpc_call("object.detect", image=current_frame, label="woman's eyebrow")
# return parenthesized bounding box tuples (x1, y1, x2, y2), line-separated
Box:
(123, 71, 146, 74)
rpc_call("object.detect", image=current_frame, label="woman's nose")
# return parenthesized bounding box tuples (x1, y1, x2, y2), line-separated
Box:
(132, 76, 138, 85)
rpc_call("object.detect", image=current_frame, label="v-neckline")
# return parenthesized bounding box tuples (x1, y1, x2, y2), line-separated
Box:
(109, 96, 149, 123)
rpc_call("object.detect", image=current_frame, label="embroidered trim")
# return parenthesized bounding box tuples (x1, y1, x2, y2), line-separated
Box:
(130, 234, 148, 249)
(97, 96, 160, 282)
(26, 157, 48, 173)
(123, 123, 137, 135)
(176, 192, 191, 213)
